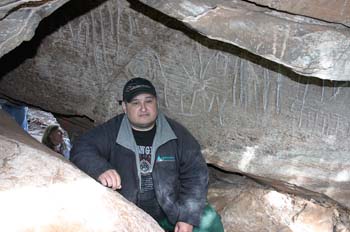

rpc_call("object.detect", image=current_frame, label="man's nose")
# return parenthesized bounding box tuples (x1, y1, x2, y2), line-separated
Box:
(140, 102, 147, 111)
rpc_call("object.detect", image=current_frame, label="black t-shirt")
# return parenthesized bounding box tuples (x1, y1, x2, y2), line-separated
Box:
(132, 126, 156, 192)
(132, 125, 165, 221)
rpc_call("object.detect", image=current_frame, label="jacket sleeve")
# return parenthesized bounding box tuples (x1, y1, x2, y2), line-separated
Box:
(176, 127, 209, 227)
(70, 122, 114, 180)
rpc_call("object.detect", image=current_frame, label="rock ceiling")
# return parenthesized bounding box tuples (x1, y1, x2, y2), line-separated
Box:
(138, 0, 350, 81)
(2, 0, 350, 80)
(0, 0, 70, 59)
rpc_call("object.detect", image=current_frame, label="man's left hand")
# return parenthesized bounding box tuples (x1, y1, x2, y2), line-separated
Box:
(174, 222, 193, 232)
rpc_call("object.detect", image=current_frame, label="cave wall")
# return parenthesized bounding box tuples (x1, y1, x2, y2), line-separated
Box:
(0, 0, 71, 59)
(247, 0, 350, 26)
(0, 0, 349, 209)
(138, 0, 350, 80)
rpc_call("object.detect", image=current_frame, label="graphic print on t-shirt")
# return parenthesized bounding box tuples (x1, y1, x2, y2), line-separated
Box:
(132, 126, 165, 220)
(137, 145, 154, 191)
(132, 126, 156, 192)
(138, 145, 152, 174)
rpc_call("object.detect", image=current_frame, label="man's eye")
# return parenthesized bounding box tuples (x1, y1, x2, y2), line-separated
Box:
(131, 102, 139, 106)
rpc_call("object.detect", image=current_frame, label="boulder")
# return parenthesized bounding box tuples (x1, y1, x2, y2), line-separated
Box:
(247, 0, 350, 26)
(138, 0, 350, 81)
(208, 167, 350, 232)
(0, 0, 71, 58)
(0, 109, 163, 232)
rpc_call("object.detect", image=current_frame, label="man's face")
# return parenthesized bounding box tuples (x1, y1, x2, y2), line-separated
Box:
(122, 93, 158, 131)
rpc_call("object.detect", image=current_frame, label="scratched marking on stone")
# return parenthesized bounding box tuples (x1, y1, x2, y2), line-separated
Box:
(263, 69, 271, 112)
(321, 80, 325, 102)
(232, 58, 240, 107)
(239, 59, 246, 108)
(53, 0, 144, 69)
(215, 53, 228, 76)
(298, 78, 309, 128)
(272, 30, 277, 56)
(290, 99, 350, 138)
(153, 43, 234, 125)
(275, 70, 283, 114)
(280, 25, 290, 59)
(39, 0, 350, 138)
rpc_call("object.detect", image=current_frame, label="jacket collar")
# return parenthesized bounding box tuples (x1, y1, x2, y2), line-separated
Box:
(116, 111, 177, 190)
(116, 111, 177, 151)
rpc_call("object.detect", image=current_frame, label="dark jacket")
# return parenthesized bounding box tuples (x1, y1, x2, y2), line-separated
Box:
(70, 112, 209, 226)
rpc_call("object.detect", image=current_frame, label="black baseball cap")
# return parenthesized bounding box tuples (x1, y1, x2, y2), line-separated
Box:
(122, 77, 157, 102)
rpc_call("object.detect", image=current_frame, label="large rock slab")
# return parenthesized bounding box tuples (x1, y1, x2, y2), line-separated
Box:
(0, 0, 349, 212)
(138, 0, 350, 81)
(0, 109, 163, 232)
(208, 167, 350, 232)
(0, 0, 71, 58)
(248, 0, 350, 26)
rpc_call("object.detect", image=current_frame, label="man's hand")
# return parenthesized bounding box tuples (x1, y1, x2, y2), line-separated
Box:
(98, 169, 122, 190)
(174, 222, 193, 232)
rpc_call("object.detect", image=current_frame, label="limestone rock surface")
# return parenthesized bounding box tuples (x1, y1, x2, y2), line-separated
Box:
(0, 0, 349, 217)
(0, 110, 163, 232)
(139, 0, 350, 81)
(208, 168, 350, 232)
(0, 0, 70, 58)
(248, 0, 350, 26)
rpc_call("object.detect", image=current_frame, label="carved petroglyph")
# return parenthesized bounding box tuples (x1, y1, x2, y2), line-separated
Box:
(290, 100, 350, 139)
(287, 77, 350, 139)
(32, 0, 350, 137)
(129, 42, 236, 125)
(48, 3, 350, 137)
(54, 0, 146, 78)
(275, 71, 283, 114)
(5, 0, 350, 143)
(262, 69, 271, 113)
(122, 35, 350, 139)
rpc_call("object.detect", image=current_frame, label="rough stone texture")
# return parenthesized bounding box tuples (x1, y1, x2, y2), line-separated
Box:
(208, 167, 350, 232)
(139, 0, 350, 81)
(0, 0, 349, 221)
(0, 109, 163, 232)
(248, 0, 350, 26)
(0, 0, 71, 59)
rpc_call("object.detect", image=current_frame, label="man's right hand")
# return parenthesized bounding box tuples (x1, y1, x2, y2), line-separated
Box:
(98, 169, 122, 190)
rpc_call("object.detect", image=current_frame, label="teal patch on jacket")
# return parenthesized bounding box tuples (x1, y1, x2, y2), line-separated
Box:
(157, 155, 175, 162)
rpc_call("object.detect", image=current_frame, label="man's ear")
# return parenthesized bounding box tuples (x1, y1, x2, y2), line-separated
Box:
(122, 101, 127, 113)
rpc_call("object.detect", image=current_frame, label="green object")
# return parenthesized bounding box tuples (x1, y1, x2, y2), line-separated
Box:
(158, 204, 224, 232)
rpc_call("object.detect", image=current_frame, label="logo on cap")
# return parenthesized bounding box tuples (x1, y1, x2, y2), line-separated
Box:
(123, 78, 157, 102)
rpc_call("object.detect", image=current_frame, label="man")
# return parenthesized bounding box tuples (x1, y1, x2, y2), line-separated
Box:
(71, 77, 224, 232)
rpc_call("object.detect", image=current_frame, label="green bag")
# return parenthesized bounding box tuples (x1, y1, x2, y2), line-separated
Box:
(158, 204, 224, 232)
